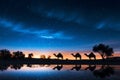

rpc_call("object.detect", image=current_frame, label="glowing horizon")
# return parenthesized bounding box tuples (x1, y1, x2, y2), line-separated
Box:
(8, 49, 120, 59)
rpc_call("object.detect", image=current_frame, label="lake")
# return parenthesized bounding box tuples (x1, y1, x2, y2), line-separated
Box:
(0, 64, 120, 80)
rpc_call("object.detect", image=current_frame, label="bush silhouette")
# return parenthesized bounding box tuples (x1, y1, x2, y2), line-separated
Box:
(12, 51, 25, 59)
(0, 49, 12, 59)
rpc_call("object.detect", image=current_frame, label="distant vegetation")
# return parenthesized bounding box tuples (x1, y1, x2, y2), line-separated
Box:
(12, 51, 25, 59)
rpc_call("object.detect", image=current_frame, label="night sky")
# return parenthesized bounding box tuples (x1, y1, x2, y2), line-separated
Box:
(0, 0, 120, 57)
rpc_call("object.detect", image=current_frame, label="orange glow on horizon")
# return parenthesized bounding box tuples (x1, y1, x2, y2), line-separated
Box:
(11, 50, 120, 60)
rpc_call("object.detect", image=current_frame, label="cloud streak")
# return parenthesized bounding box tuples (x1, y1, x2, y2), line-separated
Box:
(96, 20, 120, 31)
(0, 18, 73, 40)
(31, 4, 84, 25)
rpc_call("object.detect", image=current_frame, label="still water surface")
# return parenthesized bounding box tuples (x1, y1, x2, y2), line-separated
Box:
(0, 64, 120, 80)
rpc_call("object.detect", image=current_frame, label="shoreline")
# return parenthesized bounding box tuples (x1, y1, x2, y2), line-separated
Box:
(0, 58, 120, 65)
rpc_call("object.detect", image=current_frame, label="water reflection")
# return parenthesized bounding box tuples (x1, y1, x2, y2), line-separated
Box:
(85, 65, 96, 71)
(27, 64, 32, 67)
(0, 64, 10, 71)
(0, 64, 119, 80)
(11, 64, 23, 70)
(71, 64, 81, 71)
(93, 65, 114, 78)
(53, 64, 63, 70)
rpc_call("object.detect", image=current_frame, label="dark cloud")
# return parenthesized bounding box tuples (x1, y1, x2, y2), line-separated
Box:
(0, 0, 120, 51)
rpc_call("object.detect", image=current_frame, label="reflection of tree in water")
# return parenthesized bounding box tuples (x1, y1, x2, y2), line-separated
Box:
(93, 65, 114, 78)
(71, 65, 81, 71)
(0, 64, 10, 71)
(53, 64, 63, 71)
(11, 64, 23, 70)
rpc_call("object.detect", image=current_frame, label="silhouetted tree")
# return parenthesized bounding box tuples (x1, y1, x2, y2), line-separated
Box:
(28, 53, 33, 59)
(93, 44, 114, 59)
(0, 49, 12, 59)
(12, 51, 25, 59)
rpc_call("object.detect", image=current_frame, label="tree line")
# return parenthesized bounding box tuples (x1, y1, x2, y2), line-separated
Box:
(0, 50, 25, 59)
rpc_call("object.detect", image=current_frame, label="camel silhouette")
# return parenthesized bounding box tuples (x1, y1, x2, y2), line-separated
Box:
(53, 64, 63, 70)
(84, 52, 96, 60)
(85, 65, 96, 71)
(71, 53, 81, 60)
(71, 65, 81, 71)
(47, 55, 51, 59)
(53, 53, 63, 60)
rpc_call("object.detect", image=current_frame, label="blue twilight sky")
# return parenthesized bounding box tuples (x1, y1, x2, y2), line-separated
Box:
(0, 0, 120, 52)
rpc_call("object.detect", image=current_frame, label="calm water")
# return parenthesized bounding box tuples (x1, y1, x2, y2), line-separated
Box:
(0, 64, 120, 80)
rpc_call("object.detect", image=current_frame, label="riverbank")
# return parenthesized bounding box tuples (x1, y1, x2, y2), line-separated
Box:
(0, 58, 120, 65)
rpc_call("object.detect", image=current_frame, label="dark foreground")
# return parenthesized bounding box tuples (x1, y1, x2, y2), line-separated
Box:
(0, 58, 120, 65)
(0, 59, 120, 80)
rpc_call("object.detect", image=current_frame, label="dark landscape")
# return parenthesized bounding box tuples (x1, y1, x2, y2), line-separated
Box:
(0, 58, 120, 65)
(0, 0, 120, 80)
